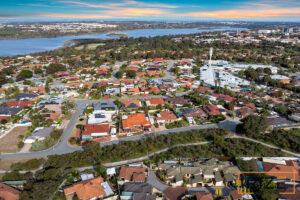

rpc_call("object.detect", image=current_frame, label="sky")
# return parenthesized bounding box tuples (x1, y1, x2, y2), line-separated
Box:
(0, 0, 300, 21)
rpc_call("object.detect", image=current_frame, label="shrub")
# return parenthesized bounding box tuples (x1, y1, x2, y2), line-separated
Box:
(69, 137, 78, 145)
(11, 158, 45, 171)
(17, 141, 24, 149)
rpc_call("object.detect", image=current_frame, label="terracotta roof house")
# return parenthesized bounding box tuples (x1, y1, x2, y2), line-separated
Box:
(56, 72, 69, 77)
(124, 88, 140, 95)
(122, 113, 151, 132)
(149, 86, 160, 94)
(153, 58, 165, 63)
(181, 108, 208, 119)
(235, 107, 255, 118)
(145, 98, 165, 106)
(131, 59, 143, 65)
(96, 67, 109, 75)
(0, 183, 21, 200)
(211, 93, 236, 102)
(147, 70, 161, 76)
(263, 160, 300, 180)
(277, 182, 300, 200)
(195, 87, 211, 93)
(137, 72, 146, 77)
(163, 187, 187, 200)
(31, 87, 46, 94)
(80, 124, 110, 141)
(118, 166, 146, 182)
(196, 192, 214, 200)
(166, 97, 189, 107)
(202, 105, 227, 116)
(156, 111, 178, 124)
(126, 66, 139, 71)
(64, 176, 113, 200)
(41, 113, 62, 121)
(6, 100, 34, 108)
(230, 190, 242, 200)
(120, 99, 141, 110)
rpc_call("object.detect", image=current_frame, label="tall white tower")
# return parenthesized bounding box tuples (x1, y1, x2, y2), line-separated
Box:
(209, 47, 213, 68)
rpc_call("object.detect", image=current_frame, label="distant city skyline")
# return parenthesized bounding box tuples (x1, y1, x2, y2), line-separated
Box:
(1, 0, 300, 21)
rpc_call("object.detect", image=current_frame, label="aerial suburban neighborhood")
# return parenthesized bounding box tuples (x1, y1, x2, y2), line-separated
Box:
(0, 1, 300, 199)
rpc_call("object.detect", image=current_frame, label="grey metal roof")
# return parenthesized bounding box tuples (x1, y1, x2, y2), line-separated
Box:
(214, 171, 223, 182)
(124, 182, 153, 194)
(0, 106, 23, 115)
(31, 126, 54, 137)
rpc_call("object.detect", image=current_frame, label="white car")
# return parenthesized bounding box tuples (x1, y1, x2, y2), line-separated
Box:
(126, 133, 133, 137)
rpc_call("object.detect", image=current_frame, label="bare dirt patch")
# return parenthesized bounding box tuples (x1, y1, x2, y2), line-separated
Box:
(0, 126, 29, 153)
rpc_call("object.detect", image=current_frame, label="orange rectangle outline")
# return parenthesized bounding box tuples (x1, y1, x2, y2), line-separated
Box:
(238, 171, 296, 195)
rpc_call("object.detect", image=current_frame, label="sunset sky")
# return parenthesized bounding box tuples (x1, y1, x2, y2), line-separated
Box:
(1, 0, 300, 21)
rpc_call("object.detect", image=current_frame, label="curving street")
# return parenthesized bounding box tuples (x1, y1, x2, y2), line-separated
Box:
(0, 98, 299, 159)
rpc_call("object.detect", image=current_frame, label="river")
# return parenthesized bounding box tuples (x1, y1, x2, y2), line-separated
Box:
(0, 27, 247, 57)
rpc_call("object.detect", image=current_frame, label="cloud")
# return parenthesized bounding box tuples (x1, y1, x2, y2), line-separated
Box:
(58, 1, 112, 9)
(18, 3, 54, 8)
(59, 0, 178, 9)
(103, 7, 169, 17)
(121, 0, 179, 8)
(177, 2, 300, 19)
(39, 13, 112, 19)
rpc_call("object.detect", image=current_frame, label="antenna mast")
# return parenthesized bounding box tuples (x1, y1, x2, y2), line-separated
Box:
(209, 47, 213, 68)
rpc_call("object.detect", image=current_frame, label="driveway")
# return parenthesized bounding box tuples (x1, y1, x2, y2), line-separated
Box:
(147, 171, 169, 191)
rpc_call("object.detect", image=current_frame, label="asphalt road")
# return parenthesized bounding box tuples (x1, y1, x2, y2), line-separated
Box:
(0, 98, 298, 159)
(147, 171, 169, 191)
(0, 100, 97, 159)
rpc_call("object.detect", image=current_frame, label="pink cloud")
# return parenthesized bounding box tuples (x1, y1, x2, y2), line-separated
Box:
(177, 7, 300, 19)
(39, 13, 112, 19)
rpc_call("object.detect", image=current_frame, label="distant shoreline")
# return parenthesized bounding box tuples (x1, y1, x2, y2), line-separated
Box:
(107, 32, 128, 37)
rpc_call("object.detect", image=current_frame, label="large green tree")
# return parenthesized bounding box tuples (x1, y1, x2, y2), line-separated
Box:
(16, 70, 33, 81)
(236, 115, 268, 137)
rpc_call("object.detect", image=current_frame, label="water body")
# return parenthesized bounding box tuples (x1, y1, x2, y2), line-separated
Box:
(0, 27, 247, 57)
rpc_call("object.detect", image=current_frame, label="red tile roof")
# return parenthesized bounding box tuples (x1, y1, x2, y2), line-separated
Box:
(163, 187, 187, 200)
(64, 176, 106, 200)
(82, 124, 110, 136)
(263, 160, 300, 180)
(156, 111, 177, 121)
(211, 93, 236, 102)
(0, 183, 21, 200)
(125, 88, 140, 94)
(126, 66, 139, 71)
(146, 98, 165, 105)
(230, 190, 242, 200)
(6, 100, 34, 108)
(196, 193, 213, 200)
(203, 105, 226, 115)
(120, 99, 141, 108)
(118, 166, 146, 182)
(122, 113, 150, 130)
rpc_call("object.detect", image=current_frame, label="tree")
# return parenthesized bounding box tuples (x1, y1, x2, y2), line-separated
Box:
(16, 70, 33, 81)
(95, 165, 107, 181)
(126, 70, 136, 79)
(115, 71, 123, 79)
(276, 105, 287, 115)
(18, 141, 24, 149)
(46, 63, 66, 74)
(236, 115, 268, 137)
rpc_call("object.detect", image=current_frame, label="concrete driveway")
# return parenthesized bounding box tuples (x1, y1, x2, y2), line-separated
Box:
(147, 171, 169, 192)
